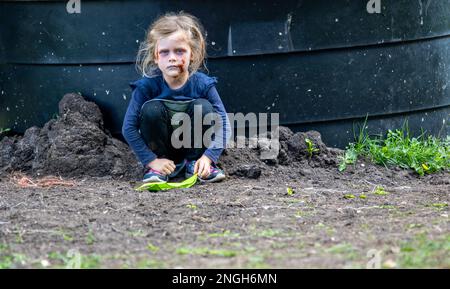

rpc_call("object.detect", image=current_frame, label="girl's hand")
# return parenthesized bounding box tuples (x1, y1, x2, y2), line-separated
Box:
(147, 158, 176, 175)
(194, 155, 212, 179)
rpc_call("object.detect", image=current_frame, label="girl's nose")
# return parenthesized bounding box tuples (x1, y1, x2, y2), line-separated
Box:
(169, 52, 177, 61)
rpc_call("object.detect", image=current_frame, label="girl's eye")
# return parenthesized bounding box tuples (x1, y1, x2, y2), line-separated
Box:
(175, 49, 185, 55)
(159, 50, 169, 56)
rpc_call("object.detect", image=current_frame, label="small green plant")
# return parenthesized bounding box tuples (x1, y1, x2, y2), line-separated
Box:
(374, 186, 389, 196)
(305, 138, 319, 158)
(0, 128, 10, 134)
(0, 244, 27, 268)
(407, 223, 424, 229)
(186, 204, 198, 210)
(129, 229, 146, 238)
(339, 145, 359, 171)
(47, 250, 101, 269)
(0, 128, 11, 141)
(339, 119, 450, 175)
(430, 203, 448, 210)
(295, 210, 311, 218)
(85, 230, 96, 245)
(54, 229, 73, 242)
(344, 194, 355, 199)
(15, 227, 25, 244)
(208, 230, 240, 238)
(256, 229, 282, 238)
(147, 243, 160, 253)
(286, 187, 295, 196)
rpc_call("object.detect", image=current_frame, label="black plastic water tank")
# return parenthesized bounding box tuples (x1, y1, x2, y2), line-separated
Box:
(1, 0, 449, 148)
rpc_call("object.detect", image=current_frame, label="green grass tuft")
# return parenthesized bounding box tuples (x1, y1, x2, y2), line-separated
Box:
(339, 119, 450, 175)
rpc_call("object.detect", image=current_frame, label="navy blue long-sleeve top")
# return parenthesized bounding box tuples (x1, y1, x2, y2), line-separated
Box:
(122, 70, 231, 166)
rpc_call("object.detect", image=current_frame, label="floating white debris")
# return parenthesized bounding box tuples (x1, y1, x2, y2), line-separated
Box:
(123, 94, 127, 100)
(136, 39, 139, 43)
(98, 67, 102, 71)
(102, 32, 106, 36)
(335, 18, 339, 22)
(278, 32, 283, 36)
(211, 41, 216, 45)
(307, 89, 312, 92)
(106, 90, 110, 95)
(6, 107, 10, 111)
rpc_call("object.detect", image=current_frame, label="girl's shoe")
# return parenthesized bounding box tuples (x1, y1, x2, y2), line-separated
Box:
(168, 159, 187, 178)
(143, 168, 168, 183)
(185, 160, 226, 183)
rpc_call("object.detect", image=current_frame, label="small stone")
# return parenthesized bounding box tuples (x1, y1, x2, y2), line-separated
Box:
(40, 260, 50, 267)
(390, 246, 401, 254)
(383, 259, 397, 268)
(232, 165, 261, 179)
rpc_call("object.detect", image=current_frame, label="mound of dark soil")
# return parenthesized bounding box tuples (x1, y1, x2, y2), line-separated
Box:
(221, 125, 342, 179)
(0, 93, 142, 179)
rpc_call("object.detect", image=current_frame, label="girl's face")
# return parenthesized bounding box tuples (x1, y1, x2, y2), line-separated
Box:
(154, 31, 192, 80)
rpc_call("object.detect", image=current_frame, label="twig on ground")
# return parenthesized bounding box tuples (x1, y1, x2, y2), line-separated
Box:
(10, 173, 76, 188)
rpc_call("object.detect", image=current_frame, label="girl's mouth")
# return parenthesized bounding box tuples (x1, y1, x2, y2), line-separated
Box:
(168, 64, 185, 73)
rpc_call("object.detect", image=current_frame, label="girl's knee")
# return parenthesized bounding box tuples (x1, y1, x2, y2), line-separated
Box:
(188, 98, 213, 115)
(140, 101, 166, 121)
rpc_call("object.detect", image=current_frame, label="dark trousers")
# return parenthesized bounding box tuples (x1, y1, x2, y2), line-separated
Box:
(139, 98, 214, 163)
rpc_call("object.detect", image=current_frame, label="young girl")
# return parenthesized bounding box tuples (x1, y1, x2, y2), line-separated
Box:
(122, 12, 231, 183)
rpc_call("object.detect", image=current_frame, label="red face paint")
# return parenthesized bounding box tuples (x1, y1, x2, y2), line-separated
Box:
(177, 59, 185, 73)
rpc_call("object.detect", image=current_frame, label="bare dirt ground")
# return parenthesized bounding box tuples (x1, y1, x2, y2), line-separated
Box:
(0, 94, 448, 268)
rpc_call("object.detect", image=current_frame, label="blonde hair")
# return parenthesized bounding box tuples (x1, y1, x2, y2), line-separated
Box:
(136, 11, 207, 77)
